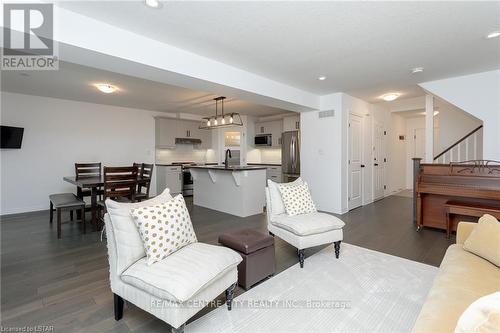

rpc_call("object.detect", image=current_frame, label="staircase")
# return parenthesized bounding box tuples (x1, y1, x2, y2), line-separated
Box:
(434, 125, 483, 163)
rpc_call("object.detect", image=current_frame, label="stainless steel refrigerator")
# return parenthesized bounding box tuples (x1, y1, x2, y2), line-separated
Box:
(281, 130, 300, 182)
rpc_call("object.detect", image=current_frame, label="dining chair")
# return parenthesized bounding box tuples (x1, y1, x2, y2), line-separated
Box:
(97, 166, 139, 223)
(75, 162, 101, 180)
(102, 166, 139, 201)
(74, 162, 102, 219)
(134, 163, 154, 202)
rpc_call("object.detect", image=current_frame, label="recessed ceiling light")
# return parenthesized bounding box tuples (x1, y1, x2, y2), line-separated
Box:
(318, 76, 327, 81)
(95, 83, 118, 94)
(381, 93, 400, 102)
(145, 0, 161, 8)
(486, 31, 500, 39)
(411, 67, 424, 74)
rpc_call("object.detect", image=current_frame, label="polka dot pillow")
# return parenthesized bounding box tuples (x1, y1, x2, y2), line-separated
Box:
(130, 194, 197, 265)
(278, 181, 316, 216)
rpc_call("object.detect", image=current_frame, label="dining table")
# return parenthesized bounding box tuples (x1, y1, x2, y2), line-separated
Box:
(63, 175, 147, 230)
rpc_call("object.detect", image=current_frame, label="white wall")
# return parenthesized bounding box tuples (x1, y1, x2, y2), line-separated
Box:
(404, 116, 440, 188)
(405, 117, 425, 188)
(373, 94, 484, 193)
(438, 103, 482, 152)
(420, 70, 500, 160)
(301, 93, 373, 214)
(300, 93, 343, 213)
(0, 92, 161, 215)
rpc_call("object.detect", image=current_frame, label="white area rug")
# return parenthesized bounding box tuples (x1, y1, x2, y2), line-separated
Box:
(187, 243, 437, 333)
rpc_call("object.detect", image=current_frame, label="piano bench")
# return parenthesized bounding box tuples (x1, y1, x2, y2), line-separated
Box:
(444, 201, 500, 239)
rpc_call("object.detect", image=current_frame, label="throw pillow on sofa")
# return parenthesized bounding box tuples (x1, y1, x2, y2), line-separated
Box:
(130, 194, 197, 265)
(454, 291, 500, 333)
(278, 181, 316, 216)
(463, 214, 500, 267)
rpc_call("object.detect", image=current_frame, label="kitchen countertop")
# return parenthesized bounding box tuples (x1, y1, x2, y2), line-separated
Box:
(155, 163, 218, 166)
(189, 165, 267, 171)
(247, 163, 282, 166)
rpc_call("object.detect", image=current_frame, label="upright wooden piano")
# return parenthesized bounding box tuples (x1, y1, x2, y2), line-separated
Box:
(415, 160, 500, 234)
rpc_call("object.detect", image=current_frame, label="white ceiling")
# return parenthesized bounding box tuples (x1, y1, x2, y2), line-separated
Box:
(390, 97, 481, 122)
(1, 61, 294, 117)
(57, 1, 500, 103)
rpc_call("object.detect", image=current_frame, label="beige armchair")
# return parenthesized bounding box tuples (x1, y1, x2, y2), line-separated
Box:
(265, 183, 345, 268)
(103, 190, 242, 333)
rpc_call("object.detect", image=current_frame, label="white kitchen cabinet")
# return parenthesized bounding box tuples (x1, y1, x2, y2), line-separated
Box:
(255, 122, 266, 135)
(266, 165, 282, 183)
(156, 165, 182, 195)
(184, 121, 199, 139)
(155, 118, 179, 148)
(155, 118, 212, 149)
(198, 127, 212, 149)
(283, 115, 300, 132)
(271, 121, 283, 147)
(188, 122, 212, 149)
(255, 120, 283, 147)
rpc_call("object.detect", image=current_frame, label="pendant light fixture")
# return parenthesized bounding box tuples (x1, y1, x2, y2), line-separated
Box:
(199, 96, 243, 129)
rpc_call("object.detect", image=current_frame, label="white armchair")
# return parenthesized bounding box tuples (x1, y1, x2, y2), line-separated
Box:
(265, 181, 345, 268)
(104, 190, 242, 333)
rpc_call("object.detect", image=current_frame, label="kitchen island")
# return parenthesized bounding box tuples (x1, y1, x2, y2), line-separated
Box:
(189, 165, 267, 217)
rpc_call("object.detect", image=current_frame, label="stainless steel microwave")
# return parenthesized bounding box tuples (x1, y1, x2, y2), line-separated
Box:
(254, 134, 272, 146)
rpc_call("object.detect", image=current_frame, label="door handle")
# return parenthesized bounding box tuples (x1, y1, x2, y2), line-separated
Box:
(374, 163, 379, 166)
(291, 136, 297, 172)
(361, 164, 365, 168)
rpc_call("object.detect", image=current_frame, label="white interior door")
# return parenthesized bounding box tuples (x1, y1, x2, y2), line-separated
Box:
(373, 121, 384, 200)
(349, 114, 363, 210)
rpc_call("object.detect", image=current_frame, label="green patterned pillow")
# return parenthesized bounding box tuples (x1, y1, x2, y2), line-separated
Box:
(130, 194, 197, 265)
(278, 182, 316, 216)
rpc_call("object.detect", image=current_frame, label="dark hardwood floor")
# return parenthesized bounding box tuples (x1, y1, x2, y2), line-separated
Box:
(0, 195, 453, 332)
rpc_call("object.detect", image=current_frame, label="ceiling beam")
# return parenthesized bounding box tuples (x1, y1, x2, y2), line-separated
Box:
(8, 2, 320, 112)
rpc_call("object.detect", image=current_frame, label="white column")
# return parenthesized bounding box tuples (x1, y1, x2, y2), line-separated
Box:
(425, 94, 434, 162)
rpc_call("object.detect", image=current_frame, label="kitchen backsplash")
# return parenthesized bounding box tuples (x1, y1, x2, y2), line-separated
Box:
(156, 145, 217, 164)
(157, 146, 281, 165)
(247, 148, 282, 164)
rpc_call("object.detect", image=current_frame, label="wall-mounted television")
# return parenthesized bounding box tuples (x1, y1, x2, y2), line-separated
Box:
(1, 126, 24, 149)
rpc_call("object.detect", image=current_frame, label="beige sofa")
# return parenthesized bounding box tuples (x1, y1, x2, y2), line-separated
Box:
(412, 222, 500, 333)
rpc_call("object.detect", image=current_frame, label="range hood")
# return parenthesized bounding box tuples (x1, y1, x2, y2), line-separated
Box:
(175, 138, 202, 145)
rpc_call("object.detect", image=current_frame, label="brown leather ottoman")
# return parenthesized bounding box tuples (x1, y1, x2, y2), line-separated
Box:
(219, 229, 275, 290)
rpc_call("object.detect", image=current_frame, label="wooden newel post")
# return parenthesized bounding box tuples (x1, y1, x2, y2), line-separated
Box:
(412, 158, 422, 226)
